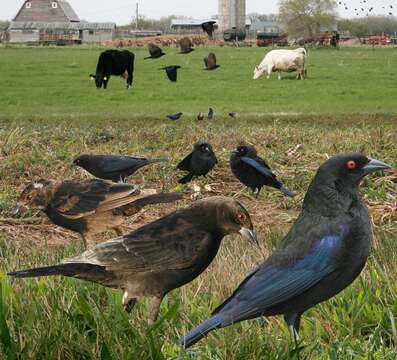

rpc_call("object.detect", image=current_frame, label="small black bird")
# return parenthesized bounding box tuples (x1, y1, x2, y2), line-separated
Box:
(230, 145, 294, 198)
(161, 65, 181, 82)
(208, 108, 214, 120)
(9, 196, 257, 322)
(145, 43, 165, 59)
(73, 154, 169, 182)
(204, 53, 220, 70)
(181, 153, 391, 348)
(201, 21, 217, 39)
(15, 179, 183, 248)
(177, 141, 218, 184)
(167, 112, 183, 121)
(179, 37, 194, 54)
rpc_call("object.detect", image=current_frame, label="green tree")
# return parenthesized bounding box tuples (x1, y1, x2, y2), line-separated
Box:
(279, 0, 337, 38)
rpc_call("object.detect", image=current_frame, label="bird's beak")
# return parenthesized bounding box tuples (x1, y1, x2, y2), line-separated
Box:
(231, 150, 239, 155)
(11, 204, 22, 216)
(363, 158, 392, 174)
(239, 227, 258, 245)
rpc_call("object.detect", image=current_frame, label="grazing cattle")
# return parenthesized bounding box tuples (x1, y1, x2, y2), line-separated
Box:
(253, 48, 306, 80)
(90, 50, 135, 89)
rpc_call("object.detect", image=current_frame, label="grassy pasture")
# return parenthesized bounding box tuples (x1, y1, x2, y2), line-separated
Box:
(0, 46, 396, 359)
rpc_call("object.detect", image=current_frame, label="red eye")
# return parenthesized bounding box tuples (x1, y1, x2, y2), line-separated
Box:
(347, 160, 357, 169)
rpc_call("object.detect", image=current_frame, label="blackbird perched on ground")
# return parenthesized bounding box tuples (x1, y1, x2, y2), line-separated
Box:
(177, 141, 218, 184)
(201, 21, 216, 39)
(161, 65, 181, 82)
(73, 154, 169, 182)
(9, 196, 257, 322)
(197, 112, 204, 121)
(230, 145, 294, 198)
(144, 44, 165, 59)
(204, 53, 220, 70)
(167, 112, 183, 121)
(15, 179, 183, 248)
(179, 37, 194, 54)
(208, 108, 214, 120)
(181, 153, 391, 348)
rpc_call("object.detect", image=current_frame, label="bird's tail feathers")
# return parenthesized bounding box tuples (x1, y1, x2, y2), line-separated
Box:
(280, 185, 295, 198)
(146, 157, 170, 164)
(178, 173, 194, 184)
(8, 263, 105, 279)
(180, 314, 222, 349)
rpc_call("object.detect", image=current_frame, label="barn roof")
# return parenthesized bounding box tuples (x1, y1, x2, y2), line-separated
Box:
(171, 19, 217, 27)
(9, 21, 116, 30)
(58, 1, 80, 22)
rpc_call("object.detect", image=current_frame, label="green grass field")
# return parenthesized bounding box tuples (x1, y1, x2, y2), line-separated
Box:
(0, 45, 396, 359)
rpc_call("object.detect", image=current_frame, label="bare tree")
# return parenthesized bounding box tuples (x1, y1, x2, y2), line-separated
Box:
(279, 0, 337, 38)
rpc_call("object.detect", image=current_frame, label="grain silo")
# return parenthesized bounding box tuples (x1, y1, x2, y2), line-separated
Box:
(218, 0, 246, 32)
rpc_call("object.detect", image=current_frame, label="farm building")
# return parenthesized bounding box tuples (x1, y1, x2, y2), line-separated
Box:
(218, 0, 246, 32)
(8, 0, 115, 44)
(170, 19, 218, 33)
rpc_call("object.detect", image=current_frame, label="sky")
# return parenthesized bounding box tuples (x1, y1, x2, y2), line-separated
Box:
(1, 0, 396, 24)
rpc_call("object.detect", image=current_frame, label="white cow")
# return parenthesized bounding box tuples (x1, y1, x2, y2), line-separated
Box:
(253, 48, 307, 80)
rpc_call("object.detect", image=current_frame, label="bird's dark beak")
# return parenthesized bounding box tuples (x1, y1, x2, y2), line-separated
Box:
(363, 158, 392, 174)
(239, 227, 258, 245)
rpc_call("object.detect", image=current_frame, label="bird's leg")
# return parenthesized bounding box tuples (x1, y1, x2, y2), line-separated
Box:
(83, 234, 96, 249)
(80, 234, 88, 249)
(148, 296, 163, 324)
(255, 188, 261, 199)
(122, 291, 137, 313)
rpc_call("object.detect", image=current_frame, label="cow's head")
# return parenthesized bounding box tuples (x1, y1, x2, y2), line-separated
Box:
(253, 65, 265, 80)
(89, 73, 108, 89)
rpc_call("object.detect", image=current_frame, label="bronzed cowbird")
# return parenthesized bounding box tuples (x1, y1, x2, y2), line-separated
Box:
(167, 112, 183, 121)
(177, 141, 218, 184)
(181, 153, 391, 347)
(204, 53, 220, 70)
(179, 37, 194, 54)
(9, 196, 257, 322)
(145, 44, 165, 59)
(230, 145, 294, 197)
(73, 154, 169, 182)
(161, 65, 181, 82)
(15, 179, 182, 248)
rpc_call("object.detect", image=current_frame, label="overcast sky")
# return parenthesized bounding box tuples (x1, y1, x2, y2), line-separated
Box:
(1, 0, 396, 24)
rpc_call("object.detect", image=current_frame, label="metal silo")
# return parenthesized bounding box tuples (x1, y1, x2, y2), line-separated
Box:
(218, 0, 246, 32)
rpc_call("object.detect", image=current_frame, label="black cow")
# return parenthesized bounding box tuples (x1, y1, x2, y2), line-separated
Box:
(90, 50, 135, 89)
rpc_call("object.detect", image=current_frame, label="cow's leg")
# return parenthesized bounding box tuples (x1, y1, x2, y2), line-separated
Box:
(126, 65, 133, 89)
(267, 64, 273, 79)
(278, 71, 282, 80)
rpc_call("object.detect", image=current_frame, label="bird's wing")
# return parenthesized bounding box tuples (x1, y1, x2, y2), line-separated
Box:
(207, 53, 216, 69)
(72, 221, 212, 273)
(166, 68, 177, 82)
(149, 44, 160, 57)
(177, 152, 193, 171)
(240, 157, 274, 178)
(52, 180, 140, 219)
(100, 156, 147, 175)
(214, 232, 344, 322)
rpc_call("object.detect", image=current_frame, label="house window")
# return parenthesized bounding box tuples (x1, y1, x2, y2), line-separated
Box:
(52, 2, 58, 8)
(25, 2, 32, 8)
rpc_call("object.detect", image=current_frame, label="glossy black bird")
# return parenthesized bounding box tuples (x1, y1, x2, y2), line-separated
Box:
(208, 108, 214, 120)
(204, 53, 220, 71)
(15, 179, 183, 248)
(73, 154, 169, 182)
(201, 21, 216, 39)
(230, 145, 294, 198)
(177, 141, 218, 184)
(167, 112, 183, 121)
(145, 44, 165, 59)
(179, 37, 195, 54)
(9, 196, 257, 322)
(181, 153, 391, 348)
(161, 65, 181, 82)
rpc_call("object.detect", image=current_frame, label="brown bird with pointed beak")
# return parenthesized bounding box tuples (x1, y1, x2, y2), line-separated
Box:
(15, 179, 183, 248)
(9, 196, 257, 322)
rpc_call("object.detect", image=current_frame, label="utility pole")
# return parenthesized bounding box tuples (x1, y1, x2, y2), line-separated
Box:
(136, 2, 139, 30)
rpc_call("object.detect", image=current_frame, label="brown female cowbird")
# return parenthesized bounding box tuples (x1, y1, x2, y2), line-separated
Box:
(230, 145, 294, 198)
(145, 44, 165, 59)
(15, 179, 182, 248)
(204, 53, 220, 70)
(72, 154, 169, 182)
(179, 37, 194, 54)
(181, 154, 391, 348)
(177, 141, 218, 184)
(9, 196, 257, 322)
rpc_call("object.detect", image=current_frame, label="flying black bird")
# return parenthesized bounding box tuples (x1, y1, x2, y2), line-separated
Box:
(204, 53, 220, 70)
(208, 108, 214, 120)
(161, 65, 181, 82)
(167, 112, 183, 121)
(9, 196, 257, 322)
(14, 179, 183, 248)
(230, 145, 294, 198)
(73, 154, 169, 182)
(179, 37, 194, 54)
(201, 21, 216, 39)
(181, 153, 391, 348)
(177, 141, 218, 184)
(145, 43, 165, 59)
